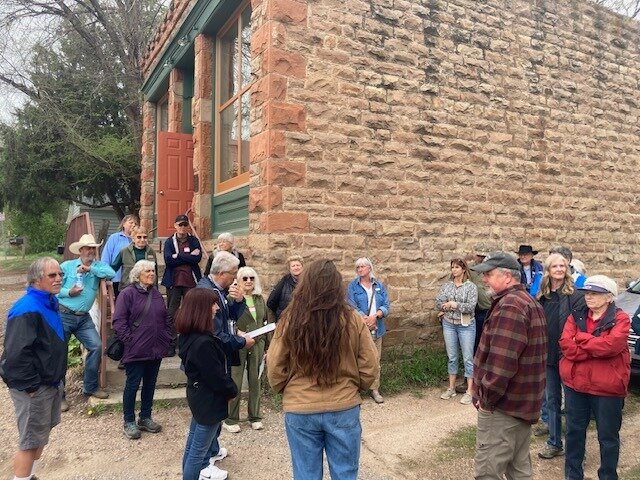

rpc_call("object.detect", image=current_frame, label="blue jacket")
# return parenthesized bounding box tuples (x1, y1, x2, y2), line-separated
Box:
(196, 276, 246, 369)
(519, 259, 543, 297)
(347, 277, 390, 339)
(101, 231, 132, 282)
(161, 234, 202, 288)
(0, 287, 67, 392)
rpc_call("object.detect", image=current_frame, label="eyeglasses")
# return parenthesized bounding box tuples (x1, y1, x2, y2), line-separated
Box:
(177, 222, 189, 227)
(242, 276, 255, 281)
(47, 272, 64, 279)
(136, 235, 148, 239)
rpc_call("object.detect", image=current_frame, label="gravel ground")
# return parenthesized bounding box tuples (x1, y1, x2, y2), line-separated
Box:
(1, 266, 640, 479)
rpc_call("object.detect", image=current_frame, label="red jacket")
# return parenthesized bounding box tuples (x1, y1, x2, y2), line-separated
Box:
(559, 304, 630, 397)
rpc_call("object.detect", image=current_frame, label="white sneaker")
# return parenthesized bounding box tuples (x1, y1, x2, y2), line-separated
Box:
(440, 388, 457, 400)
(199, 464, 228, 480)
(251, 421, 264, 430)
(459, 393, 473, 405)
(222, 422, 240, 433)
(210, 447, 228, 464)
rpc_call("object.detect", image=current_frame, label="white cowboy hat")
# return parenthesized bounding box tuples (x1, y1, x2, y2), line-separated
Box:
(69, 234, 103, 255)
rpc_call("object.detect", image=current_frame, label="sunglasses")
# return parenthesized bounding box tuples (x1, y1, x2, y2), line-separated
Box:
(47, 272, 64, 279)
(136, 235, 148, 239)
(177, 222, 189, 227)
(242, 276, 255, 281)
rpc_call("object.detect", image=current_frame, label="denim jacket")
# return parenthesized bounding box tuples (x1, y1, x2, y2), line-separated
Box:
(347, 278, 390, 339)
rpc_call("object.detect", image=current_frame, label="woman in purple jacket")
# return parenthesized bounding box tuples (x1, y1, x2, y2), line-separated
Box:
(113, 260, 173, 440)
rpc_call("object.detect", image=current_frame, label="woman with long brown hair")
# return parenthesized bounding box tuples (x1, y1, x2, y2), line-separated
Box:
(435, 258, 478, 404)
(267, 259, 379, 480)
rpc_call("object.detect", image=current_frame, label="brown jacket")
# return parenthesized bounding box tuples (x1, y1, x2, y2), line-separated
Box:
(267, 310, 379, 413)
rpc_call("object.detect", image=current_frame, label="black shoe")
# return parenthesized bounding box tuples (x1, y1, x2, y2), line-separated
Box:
(138, 417, 162, 433)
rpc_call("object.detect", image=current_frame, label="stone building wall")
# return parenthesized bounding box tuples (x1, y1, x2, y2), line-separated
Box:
(245, 0, 640, 344)
(142, 0, 640, 346)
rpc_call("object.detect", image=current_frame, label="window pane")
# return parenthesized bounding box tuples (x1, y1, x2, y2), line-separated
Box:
(220, 100, 239, 182)
(220, 20, 239, 105)
(241, 7, 252, 88)
(240, 91, 250, 174)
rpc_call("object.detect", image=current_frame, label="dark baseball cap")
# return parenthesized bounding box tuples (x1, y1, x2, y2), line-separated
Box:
(175, 214, 189, 224)
(470, 251, 520, 273)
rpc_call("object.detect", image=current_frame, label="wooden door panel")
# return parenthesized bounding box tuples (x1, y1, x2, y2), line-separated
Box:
(157, 132, 194, 237)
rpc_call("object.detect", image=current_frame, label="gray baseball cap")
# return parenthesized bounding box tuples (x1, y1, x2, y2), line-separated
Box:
(470, 251, 520, 273)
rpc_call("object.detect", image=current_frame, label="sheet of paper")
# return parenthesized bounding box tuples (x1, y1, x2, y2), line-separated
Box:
(246, 322, 276, 338)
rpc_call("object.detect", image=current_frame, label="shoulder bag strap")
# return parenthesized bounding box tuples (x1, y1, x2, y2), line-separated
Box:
(131, 288, 154, 331)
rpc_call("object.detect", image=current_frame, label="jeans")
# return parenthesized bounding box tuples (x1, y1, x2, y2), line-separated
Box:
(182, 419, 221, 480)
(442, 320, 476, 378)
(61, 312, 102, 394)
(167, 286, 193, 346)
(123, 359, 162, 423)
(545, 366, 562, 448)
(285, 405, 361, 480)
(564, 386, 624, 480)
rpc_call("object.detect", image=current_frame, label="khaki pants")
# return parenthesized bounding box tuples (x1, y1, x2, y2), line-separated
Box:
(371, 336, 382, 391)
(475, 409, 532, 480)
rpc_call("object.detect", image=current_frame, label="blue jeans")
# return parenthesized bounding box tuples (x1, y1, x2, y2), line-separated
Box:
(182, 419, 222, 480)
(564, 385, 624, 480)
(285, 405, 361, 480)
(61, 312, 102, 394)
(442, 320, 475, 378)
(123, 359, 162, 423)
(545, 366, 562, 448)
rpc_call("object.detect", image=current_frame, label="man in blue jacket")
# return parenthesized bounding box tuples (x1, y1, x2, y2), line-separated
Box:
(162, 214, 202, 354)
(1, 257, 67, 480)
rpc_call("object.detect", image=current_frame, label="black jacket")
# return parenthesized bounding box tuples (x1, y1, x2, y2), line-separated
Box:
(179, 332, 238, 425)
(540, 288, 586, 366)
(267, 274, 297, 321)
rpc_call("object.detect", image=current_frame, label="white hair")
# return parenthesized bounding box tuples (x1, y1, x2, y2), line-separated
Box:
(27, 257, 59, 285)
(210, 251, 240, 275)
(354, 257, 375, 280)
(217, 232, 235, 244)
(237, 266, 262, 295)
(129, 260, 156, 284)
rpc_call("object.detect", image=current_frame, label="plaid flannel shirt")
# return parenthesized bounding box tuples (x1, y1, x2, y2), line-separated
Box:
(473, 283, 547, 424)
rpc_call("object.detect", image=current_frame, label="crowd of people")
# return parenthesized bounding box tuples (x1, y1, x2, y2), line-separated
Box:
(0, 217, 635, 480)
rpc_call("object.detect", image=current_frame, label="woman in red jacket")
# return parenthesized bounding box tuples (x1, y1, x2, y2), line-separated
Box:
(559, 275, 630, 480)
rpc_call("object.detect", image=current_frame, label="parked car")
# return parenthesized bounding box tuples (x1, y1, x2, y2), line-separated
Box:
(616, 279, 640, 376)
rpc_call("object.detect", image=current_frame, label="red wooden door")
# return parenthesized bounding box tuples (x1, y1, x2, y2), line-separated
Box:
(156, 132, 194, 237)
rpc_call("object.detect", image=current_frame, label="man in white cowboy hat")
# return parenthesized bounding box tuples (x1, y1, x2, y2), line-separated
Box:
(58, 233, 115, 408)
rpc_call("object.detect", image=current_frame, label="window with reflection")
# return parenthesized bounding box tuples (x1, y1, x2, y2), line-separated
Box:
(215, 1, 252, 193)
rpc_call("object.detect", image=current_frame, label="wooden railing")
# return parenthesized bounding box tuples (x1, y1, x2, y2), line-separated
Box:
(98, 279, 116, 389)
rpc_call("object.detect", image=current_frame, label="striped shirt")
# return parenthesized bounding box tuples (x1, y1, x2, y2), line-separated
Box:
(473, 283, 547, 424)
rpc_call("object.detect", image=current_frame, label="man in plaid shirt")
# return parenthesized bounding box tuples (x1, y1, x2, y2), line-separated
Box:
(471, 251, 547, 479)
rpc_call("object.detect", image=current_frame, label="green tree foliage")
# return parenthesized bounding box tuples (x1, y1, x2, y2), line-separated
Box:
(0, 0, 167, 218)
(5, 206, 66, 254)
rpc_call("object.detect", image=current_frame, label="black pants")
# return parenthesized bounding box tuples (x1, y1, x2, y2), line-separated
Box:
(166, 286, 193, 349)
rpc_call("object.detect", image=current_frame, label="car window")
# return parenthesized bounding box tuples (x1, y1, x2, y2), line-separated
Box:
(630, 280, 640, 293)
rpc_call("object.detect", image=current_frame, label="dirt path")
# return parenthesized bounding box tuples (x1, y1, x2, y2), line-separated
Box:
(1, 267, 640, 479)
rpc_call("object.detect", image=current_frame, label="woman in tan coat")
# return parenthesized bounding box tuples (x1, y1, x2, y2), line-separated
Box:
(267, 259, 379, 480)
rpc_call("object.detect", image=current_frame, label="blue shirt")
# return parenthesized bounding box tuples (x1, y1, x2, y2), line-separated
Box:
(347, 277, 390, 339)
(101, 231, 132, 282)
(58, 259, 115, 312)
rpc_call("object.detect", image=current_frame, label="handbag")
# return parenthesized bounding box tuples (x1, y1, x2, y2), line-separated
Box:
(105, 288, 154, 361)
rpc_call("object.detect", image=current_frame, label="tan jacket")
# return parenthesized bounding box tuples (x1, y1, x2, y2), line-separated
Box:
(267, 310, 379, 413)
